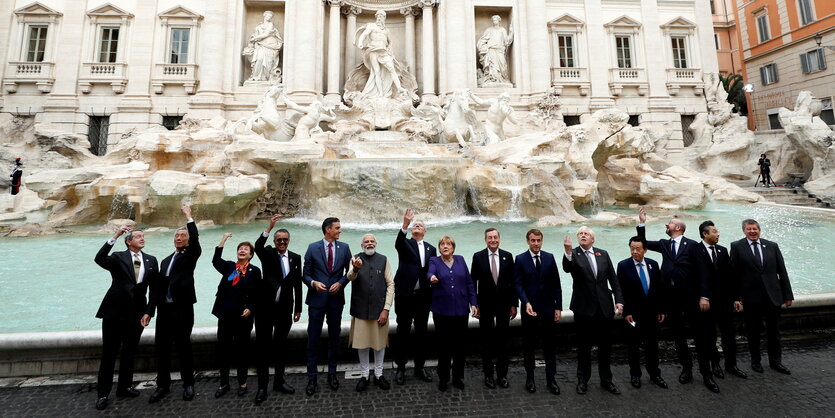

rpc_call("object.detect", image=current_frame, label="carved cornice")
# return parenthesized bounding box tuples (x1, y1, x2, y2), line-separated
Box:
(340, 1, 437, 10)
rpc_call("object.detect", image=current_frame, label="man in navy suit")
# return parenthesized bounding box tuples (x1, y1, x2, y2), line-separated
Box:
(514, 229, 562, 395)
(636, 207, 702, 386)
(93, 224, 158, 410)
(616, 236, 668, 390)
(693, 221, 747, 381)
(562, 226, 624, 395)
(730, 219, 793, 375)
(393, 209, 437, 385)
(303, 217, 352, 396)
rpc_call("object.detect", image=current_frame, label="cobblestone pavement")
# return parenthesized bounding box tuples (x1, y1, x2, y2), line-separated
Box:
(1, 331, 833, 417)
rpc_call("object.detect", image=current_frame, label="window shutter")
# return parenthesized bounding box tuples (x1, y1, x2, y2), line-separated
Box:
(800, 53, 810, 74)
(818, 49, 827, 71)
(773, 64, 778, 82)
(760, 66, 767, 84)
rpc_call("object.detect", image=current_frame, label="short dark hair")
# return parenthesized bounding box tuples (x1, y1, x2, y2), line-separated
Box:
(273, 228, 290, 239)
(741, 219, 760, 230)
(628, 236, 647, 249)
(237, 241, 255, 260)
(698, 220, 715, 239)
(124, 229, 143, 245)
(484, 227, 499, 238)
(526, 229, 543, 240)
(322, 217, 340, 235)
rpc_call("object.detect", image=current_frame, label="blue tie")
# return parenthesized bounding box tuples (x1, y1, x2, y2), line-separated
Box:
(670, 240, 676, 257)
(637, 263, 649, 296)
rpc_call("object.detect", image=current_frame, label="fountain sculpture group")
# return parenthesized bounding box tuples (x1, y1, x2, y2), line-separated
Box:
(1, 9, 833, 234)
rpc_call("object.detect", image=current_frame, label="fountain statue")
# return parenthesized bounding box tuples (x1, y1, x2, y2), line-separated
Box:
(477, 15, 514, 87)
(243, 11, 284, 83)
(469, 92, 518, 145)
(281, 93, 336, 141)
(441, 89, 484, 147)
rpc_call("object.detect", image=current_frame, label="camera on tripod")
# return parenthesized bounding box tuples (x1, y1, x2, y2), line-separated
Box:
(756, 153, 775, 187)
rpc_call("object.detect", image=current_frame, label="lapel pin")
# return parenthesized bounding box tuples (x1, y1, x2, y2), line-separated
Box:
(595, 252, 601, 256)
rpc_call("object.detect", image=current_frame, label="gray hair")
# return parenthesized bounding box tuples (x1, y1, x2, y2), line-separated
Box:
(576, 226, 595, 239)
(741, 219, 760, 230)
(124, 229, 143, 245)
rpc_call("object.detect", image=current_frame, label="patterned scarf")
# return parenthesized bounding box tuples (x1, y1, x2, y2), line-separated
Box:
(227, 261, 249, 286)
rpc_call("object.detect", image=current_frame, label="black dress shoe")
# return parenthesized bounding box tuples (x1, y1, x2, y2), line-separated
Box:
(452, 378, 465, 390)
(576, 381, 588, 395)
(438, 381, 448, 392)
(95, 396, 108, 410)
(703, 376, 720, 393)
(214, 385, 230, 398)
(497, 377, 509, 388)
(712, 363, 725, 379)
(751, 362, 764, 373)
(525, 378, 536, 393)
(148, 387, 170, 404)
(726, 366, 748, 379)
(650, 375, 668, 389)
(394, 369, 405, 385)
(416, 368, 433, 383)
(374, 376, 391, 390)
(254, 389, 268, 404)
(548, 380, 560, 395)
(356, 377, 369, 392)
(770, 363, 791, 375)
(237, 385, 248, 397)
(679, 369, 693, 384)
(116, 387, 140, 398)
(183, 385, 195, 401)
(274, 382, 295, 394)
(602, 381, 621, 395)
(484, 376, 496, 389)
(327, 374, 340, 390)
(305, 379, 317, 396)
(630, 376, 641, 388)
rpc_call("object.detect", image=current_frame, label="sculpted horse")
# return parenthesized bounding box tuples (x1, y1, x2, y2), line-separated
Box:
(228, 84, 296, 141)
(441, 89, 483, 147)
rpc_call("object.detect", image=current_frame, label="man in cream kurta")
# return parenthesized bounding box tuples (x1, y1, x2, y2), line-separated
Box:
(348, 234, 394, 392)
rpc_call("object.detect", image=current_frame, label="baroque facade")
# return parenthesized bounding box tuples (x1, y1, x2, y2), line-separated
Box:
(1, 0, 717, 160)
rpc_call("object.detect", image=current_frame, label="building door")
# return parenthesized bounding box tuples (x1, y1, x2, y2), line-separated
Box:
(88, 116, 110, 156)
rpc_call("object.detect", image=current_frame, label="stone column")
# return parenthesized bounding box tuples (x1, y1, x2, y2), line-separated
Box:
(401, 7, 418, 74)
(343, 6, 361, 79)
(189, 1, 228, 118)
(524, 0, 550, 95)
(286, 0, 323, 99)
(420, 0, 437, 100)
(584, 0, 613, 109)
(325, 0, 342, 104)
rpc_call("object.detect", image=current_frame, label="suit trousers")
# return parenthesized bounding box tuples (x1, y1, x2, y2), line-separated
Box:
(626, 314, 661, 378)
(744, 303, 782, 366)
(668, 306, 713, 377)
(394, 289, 431, 370)
(575, 313, 613, 384)
(521, 313, 557, 381)
(479, 306, 511, 378)
(155, 303, 195, 388)
(255, 305, 294, 389)
(710, 304, 739, 368)
(216, 316, 253, 387)
(306, 303, 343, 379)
(97, 317, 144, 397)
(434, 314, 468, 383)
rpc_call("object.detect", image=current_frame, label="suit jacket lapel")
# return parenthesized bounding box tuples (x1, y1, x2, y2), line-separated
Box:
(575, 248, 594, 279)
(121, 251, 136, 282)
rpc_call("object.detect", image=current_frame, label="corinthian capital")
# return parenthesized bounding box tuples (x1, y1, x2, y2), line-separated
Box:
(419, 0, 439, 8)
(325, 0, 343, 7)
(342, 5, 362, 16)
(400, 6, 420, 17)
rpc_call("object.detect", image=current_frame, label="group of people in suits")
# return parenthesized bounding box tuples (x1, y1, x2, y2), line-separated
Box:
(92, 205, 795, 410)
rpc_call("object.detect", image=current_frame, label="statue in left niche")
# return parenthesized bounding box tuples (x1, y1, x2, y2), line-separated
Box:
(244, 11, 284, 83)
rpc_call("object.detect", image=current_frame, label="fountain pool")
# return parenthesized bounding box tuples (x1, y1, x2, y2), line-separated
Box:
(0, 202, 832, 333)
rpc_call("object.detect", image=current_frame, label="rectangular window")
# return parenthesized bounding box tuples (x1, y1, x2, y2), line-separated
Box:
(800, 49, 826, 74)
(756, 14, 770, 43)
(162, 116, 183, 130)
(820, 98, 834, 125)
(557, 34, 575, 68)
(564, 115, 581, 126)
(714, 34, 720, 50)
(169, 28, 190, 64)
(98, 27, 120, 63)
(615, 36, 632, 69)
(710, 0, 716, 14)
(88, 116, 110, 156)
(767, 109, 782, 130)
(681, 114, 696, 147)
(628, 114, 640, 126)
(760, 63, 778, 85)
(671, 36, 688, 68)
(25, 25, 48, 62)
(798, 0, 815, 26)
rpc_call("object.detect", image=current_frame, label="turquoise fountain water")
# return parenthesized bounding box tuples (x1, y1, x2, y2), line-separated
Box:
(0, 202, 832, 333)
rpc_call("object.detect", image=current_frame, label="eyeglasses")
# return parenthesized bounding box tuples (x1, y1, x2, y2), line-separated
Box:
(274, 238, 289, 243)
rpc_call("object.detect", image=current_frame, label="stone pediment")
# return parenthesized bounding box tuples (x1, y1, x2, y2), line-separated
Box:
(14, 2, 62, 17)
(548, 13, 585, 29)
(87, 3, 134, 19)
(158, 5, 203, 22)
(604, 15, 642, 29)
(661, 17, 696, 30)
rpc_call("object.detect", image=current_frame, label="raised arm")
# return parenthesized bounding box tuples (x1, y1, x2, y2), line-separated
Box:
(282, 93, 307, 114)
(183, 205, 201, 259)
(95, 224, 131, 268)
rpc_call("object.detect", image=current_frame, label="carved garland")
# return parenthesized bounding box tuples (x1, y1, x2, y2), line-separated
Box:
(340, 0, 437, 10)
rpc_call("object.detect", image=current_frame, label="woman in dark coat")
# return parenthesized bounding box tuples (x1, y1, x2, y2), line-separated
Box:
(212, 233, 260, 398)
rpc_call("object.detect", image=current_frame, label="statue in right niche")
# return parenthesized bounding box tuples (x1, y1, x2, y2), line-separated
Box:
(477, 15, 514, 86)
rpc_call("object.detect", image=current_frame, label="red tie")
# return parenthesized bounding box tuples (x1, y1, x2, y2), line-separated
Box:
(327, 242, 334, 273)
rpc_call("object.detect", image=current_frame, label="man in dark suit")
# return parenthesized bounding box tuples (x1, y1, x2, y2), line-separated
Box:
(253, 214, 303, 404)
(470, 228, 516, 389)
(303, 217, 352, 395)
(149, 205, 202, 403)
(693, 221, 747, 380)
(514, 229, 562, 395)
(562, 226, 624, 395)
(616, 236, 668, 390)
(636, 207, 704, 386)
(393, 208, 436, 385)
(730, 219, 793, 375)
(93, 225, 158, 410)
